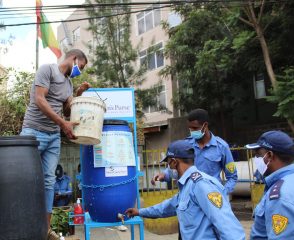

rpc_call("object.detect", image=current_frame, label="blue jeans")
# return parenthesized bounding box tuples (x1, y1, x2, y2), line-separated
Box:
(20, 128, 61, 213)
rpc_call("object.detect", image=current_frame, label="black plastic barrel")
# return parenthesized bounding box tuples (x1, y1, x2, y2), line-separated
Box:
(0, 136, 47, 240)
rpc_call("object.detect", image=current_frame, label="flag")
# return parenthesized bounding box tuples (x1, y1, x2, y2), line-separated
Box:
(36, 0, 62, 58)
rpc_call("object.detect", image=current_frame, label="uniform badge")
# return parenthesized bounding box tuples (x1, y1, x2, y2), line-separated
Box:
(272, 214, 288, 235)
(225, 162, 236, 173)
(191, 172, 202, 182)
(269, 180, 284, 200)
(207, 192, 223, 208)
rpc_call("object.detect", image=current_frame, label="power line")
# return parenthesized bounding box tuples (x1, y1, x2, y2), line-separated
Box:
(0, 4, 171, 18)
(0, 0, 289, 28)
(0, 0, 286, 12)
(0, 1, 245, 12)
(0, 5, 172, 27)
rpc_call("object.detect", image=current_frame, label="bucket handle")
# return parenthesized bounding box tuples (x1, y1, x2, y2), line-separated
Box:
(94, 91, 107, 102)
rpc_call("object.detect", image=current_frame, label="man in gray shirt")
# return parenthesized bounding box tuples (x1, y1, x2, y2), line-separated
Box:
(21, 49, 89, 239)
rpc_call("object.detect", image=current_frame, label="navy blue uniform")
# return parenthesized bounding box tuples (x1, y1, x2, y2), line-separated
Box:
(54, 175, 72, 207)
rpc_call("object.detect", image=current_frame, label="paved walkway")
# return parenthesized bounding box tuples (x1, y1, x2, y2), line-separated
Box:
(65, 221, 252, 240)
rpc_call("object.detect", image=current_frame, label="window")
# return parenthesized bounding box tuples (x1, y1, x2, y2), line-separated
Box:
(254, 73, 266, 99)
(60, 38, 68, 52)
(158, 85, 166, 109)
(72, 27, 80, 44)
(137, 5, 161, 35)
(60, 38, 67, 47)
(143, 85, 167, 113)
(139, 42, 164, 71)
(114, 27, 125, 43)
(168, 11, 182, 28)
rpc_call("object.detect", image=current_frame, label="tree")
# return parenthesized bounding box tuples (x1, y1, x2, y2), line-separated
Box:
(161, 6, 246, 137)
(0, 69, 34, 135)
(162, 1, 294, 136)
(220, 0, 294, 132)
(86, 0, 139, 88)
(267, 67, 294, 123)
(85, 0, 165, 142)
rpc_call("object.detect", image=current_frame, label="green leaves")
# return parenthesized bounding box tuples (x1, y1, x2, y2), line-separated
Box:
(86, 0, 138, 88)
(162, 5, 242, 114)
(232, 31, 255, 50)
(0, 69, 34, 135)
(267, 67, 294, 121)
(51, 207, 72, 236)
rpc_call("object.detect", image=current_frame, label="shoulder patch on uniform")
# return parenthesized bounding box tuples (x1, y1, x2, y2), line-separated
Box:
(207, 192, 223, 208)
(272, 214, 288, 235)
(225, 162, 236, 173)
(190, 172, 202, 182)
(269, 180, 284, 200)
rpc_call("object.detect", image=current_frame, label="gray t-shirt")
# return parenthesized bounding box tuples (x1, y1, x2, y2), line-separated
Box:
(23, 64, 73, 132)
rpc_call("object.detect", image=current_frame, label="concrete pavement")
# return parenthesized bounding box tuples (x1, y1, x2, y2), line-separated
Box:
(65, 220, 252, 240)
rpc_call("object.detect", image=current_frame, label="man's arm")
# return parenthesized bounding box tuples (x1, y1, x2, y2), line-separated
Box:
(76, 82, 91, 97)
(63, 96, 72, 118)
(63, 82, 91, 118)
(65, 177, 73, 196)
(222, 145, 238, 194)
(265, 198, 294, 239)
(139, 195, 178, 219)
(151, 169, 171, 185)
(35, 86, 77, 139)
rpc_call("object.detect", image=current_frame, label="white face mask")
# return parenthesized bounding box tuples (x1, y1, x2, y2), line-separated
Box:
(253, 152, 270, 176)
(168, 162, 178, 179)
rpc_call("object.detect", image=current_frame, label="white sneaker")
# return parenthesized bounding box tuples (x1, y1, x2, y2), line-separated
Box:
(116, 225, 128, 232)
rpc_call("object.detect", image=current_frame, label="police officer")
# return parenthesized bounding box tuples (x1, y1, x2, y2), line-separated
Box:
(126, 140, 245, 240)
(152, 109, 238, 195)
(54, 164, 72, 207)
(246, 130, 294, 239)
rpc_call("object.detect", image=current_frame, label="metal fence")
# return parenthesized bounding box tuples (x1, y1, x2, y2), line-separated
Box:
(59, 145, 263, 211)
(140, 147, 263, 211)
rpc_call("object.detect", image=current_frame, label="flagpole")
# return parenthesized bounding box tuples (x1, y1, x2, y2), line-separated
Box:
(36, 23, 39, 70)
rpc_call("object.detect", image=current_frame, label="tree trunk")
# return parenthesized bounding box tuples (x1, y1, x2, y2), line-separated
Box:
(252, 20, 294, 134)
(287, 119, 294, 134)
(254, 24, 277, 90)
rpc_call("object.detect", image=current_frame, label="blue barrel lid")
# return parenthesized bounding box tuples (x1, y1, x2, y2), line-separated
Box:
(103, 119, 128, 126)
(0, 136, 39, 146)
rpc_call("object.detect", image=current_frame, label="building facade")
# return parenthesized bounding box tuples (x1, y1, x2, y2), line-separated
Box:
(57, 1, 185, 150)
(57, 1, 291, 150)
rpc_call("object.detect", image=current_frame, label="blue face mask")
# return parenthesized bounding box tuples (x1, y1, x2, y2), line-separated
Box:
(190, 124, 205, 140)
(70, 60, 81, 78)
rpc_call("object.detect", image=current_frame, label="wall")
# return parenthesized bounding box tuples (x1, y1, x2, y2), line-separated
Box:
(168, 116, 189, 141)
(57, 9, 95, 64)
(144, 126, 170, 150)
(129, 0, 176, 125)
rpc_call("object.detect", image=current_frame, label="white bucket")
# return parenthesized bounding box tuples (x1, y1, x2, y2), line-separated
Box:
(70, 96, 106, 145)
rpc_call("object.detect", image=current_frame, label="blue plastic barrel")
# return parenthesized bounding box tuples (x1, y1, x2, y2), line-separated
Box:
(81, 120, 137, 222)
